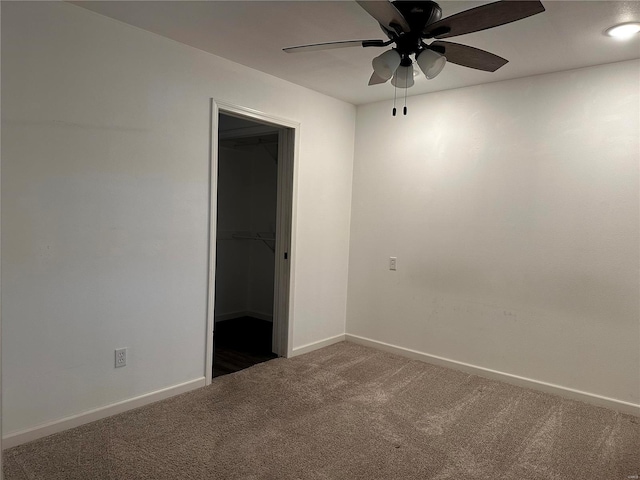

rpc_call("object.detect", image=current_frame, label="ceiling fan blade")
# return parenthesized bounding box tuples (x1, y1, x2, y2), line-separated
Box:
(423, 1, 545, 39)
(283, 39, 385, 53)
(429, 41, 508, 72)
(356, 1, 410, 33)
(368, 71, 389, 85)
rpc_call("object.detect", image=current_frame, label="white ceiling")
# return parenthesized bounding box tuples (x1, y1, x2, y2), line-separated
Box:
(73, 1, 640, 105)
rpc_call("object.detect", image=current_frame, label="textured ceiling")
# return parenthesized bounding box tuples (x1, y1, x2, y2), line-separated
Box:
(73, 1, 640, 105)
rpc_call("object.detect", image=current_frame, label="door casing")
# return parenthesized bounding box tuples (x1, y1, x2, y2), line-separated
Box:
(206, 100, 298, 384)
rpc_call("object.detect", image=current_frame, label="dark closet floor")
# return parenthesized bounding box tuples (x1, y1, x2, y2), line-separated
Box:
(213, 316, 278, 378)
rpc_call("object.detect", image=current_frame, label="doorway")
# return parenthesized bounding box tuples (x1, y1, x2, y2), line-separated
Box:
(208, 105, 295, 380)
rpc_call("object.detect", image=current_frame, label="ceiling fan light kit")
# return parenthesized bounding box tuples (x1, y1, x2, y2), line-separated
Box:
(284, 0, 546, 114)
(372, 49, 402, 81)
(391, 64, 415, 88)
(416, 49, 446, 79)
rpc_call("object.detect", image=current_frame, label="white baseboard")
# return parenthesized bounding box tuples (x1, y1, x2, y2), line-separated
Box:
(345, 334, 640, 417)
(215, 310, 273, 323)
(2, 377, 206, 449)
(291, 334, 346, 357)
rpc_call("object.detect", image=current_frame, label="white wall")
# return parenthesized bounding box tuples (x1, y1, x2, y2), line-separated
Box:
(1, 1, 355, 436)
(347, 60, 640, 408)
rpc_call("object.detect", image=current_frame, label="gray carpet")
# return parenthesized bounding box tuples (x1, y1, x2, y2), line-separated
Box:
(3, 342, 639, 479)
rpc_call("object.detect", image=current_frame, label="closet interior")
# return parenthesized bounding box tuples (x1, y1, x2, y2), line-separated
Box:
(213, 114, 280, 377)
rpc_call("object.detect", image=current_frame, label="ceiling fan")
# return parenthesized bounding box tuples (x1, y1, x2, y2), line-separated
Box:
(284, 1, 545, 112)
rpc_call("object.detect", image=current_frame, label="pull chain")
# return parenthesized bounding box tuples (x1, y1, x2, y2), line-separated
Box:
(403, 71, 408, 115)
(392, 82, 397, 116)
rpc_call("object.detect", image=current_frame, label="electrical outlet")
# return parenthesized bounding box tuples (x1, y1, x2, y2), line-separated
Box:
(389, 257, 397, 271)
(115, 348, 127, 368)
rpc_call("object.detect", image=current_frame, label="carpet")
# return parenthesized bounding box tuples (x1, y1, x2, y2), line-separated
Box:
(3, 342, 639, 479)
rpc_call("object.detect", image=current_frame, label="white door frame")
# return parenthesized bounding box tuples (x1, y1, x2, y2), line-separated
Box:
(206, 100, 299, 384)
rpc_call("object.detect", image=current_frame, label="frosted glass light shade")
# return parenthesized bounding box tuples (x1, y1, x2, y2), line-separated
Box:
(391, 64, 415, 88)
(417, 49, 446, 79)
(372, 50, 401, 81)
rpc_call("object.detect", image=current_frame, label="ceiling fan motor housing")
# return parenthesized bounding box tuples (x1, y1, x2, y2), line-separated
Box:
(392, 1, 442, 32)
(383, 1, 443, 58)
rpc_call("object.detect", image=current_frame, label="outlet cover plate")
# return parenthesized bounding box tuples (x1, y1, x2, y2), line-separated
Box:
(115, 348, 127, 368)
